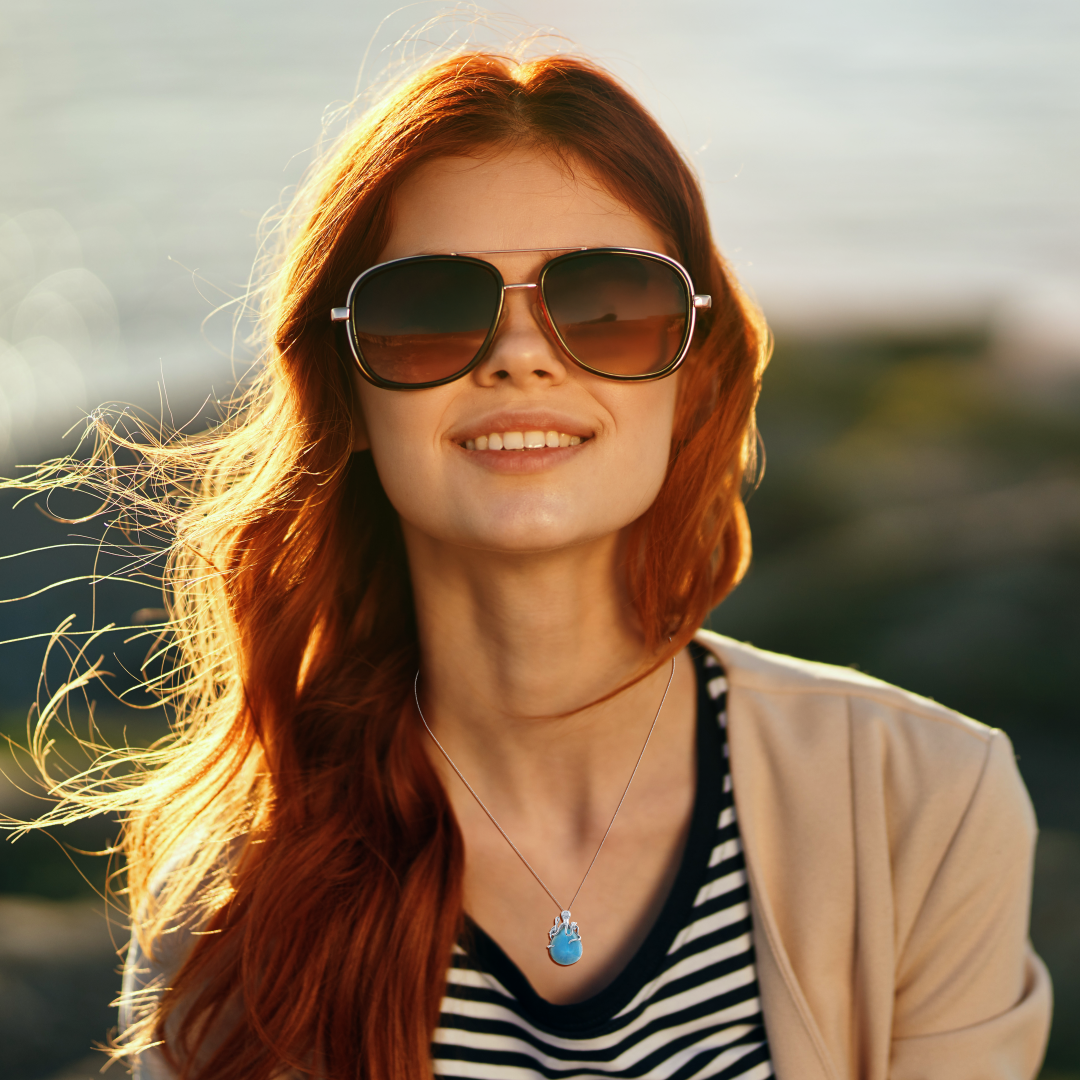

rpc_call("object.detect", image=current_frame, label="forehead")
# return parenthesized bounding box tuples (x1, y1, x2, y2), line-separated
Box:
(379, 147, 670, 262)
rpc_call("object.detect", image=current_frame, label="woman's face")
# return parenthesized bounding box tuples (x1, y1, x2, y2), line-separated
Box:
(353, 147, 680, 556)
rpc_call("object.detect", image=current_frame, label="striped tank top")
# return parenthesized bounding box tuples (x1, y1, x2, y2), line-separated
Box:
(433, 642, 774, 1079)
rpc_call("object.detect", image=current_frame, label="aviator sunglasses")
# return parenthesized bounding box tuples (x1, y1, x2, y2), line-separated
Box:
(330, 246, 712, 390)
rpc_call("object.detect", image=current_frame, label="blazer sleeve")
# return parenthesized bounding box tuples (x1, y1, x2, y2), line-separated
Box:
(120, 900, 287, 1079)
(889, 730, 1052, 1079)
(120, 929, 182, 1080)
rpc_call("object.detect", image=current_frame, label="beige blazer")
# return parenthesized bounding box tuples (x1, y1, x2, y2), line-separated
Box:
(694, 629, 1052, 1080)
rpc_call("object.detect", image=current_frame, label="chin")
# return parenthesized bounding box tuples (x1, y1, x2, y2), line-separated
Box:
(464, 510, 640, 557)
(403, 493, 636, 557)
(461, 523, 593, 556)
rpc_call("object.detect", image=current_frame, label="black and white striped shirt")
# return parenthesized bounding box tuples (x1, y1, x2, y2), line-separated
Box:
(433, 643, 774, 1079)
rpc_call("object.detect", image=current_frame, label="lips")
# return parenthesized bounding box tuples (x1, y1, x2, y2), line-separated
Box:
(451, 412, 594, 452)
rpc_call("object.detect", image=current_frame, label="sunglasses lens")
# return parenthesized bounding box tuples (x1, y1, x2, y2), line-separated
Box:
(543, 253, 689, 377)
(351, 259, 500, 385)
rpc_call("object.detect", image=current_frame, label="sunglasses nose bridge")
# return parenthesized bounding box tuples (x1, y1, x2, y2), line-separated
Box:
(497, 281, 559, 345)
(498, 282, 546, 330)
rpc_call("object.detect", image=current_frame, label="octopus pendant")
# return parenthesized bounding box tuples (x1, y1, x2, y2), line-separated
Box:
(547, 910, 583, 966)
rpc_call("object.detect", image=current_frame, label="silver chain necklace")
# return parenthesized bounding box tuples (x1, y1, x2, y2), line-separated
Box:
(413, 658, 675, 968)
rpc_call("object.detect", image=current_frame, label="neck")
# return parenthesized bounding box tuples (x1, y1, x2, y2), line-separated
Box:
(409, 525, 646, 709)
(403, 522, 668, 808)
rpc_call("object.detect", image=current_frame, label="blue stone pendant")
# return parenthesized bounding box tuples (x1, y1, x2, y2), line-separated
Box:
(547, 910, 583, 966)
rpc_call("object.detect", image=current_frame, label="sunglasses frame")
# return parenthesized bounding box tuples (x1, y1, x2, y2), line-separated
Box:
(331, 246, 711, 390)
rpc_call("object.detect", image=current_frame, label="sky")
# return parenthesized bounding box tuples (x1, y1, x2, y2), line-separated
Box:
(0, 0, 1077, 462)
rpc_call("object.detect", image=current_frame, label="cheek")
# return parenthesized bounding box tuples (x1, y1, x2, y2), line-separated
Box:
(605, 380, 678, 477)
(576, 381, 678, 526)
(356, 387, 444, 513)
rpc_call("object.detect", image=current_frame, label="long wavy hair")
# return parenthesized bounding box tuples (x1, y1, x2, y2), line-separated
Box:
(5, 50, 769, 1080)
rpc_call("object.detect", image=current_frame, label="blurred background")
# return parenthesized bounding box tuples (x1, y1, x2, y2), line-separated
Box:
(0, 0, 1077, 1076)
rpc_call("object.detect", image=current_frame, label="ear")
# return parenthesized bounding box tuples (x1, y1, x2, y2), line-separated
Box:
(351, 372, 371, 452)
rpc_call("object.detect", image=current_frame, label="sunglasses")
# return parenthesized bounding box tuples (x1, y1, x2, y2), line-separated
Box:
(330, 246, 711, 390)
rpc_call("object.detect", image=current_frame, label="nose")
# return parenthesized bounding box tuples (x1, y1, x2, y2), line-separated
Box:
(472, 284, 570, 387)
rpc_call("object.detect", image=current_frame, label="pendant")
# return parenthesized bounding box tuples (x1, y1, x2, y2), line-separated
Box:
(547, 910, 583, 966)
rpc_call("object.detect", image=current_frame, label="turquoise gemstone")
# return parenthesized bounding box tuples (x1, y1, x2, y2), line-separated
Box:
(548, 923, 583, 966)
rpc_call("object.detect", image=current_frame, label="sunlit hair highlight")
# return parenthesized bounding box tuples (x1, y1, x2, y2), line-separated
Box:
(3, 49, 769, 1080)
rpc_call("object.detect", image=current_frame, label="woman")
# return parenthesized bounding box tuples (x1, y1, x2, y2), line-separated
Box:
(16, 50, 1048, 1079)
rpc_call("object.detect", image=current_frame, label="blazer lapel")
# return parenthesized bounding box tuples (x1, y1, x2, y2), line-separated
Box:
(697, 631, 843, 1080)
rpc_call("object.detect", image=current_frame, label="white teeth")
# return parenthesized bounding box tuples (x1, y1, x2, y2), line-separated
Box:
(464, 430, 587, 450)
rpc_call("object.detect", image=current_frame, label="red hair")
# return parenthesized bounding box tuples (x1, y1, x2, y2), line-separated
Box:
(12, 51, 768, 1080)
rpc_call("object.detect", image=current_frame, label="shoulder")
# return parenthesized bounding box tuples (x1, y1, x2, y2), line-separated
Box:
(694, 628, 999, 761)
(694, 629, 1038, 949)
(693, 629, 1035, 851)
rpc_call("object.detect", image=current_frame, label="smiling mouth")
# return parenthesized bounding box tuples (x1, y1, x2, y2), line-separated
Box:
(462, 430, 588, 451)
